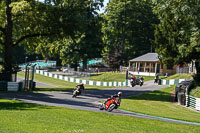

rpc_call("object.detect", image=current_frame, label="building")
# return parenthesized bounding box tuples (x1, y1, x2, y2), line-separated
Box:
(128, 53, 176, 76)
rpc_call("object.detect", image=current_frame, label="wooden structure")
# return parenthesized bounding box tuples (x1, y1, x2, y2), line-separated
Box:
(128, 53, 176, 76)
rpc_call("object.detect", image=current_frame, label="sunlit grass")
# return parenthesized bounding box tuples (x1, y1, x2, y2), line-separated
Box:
(165, 73, 193, 80)
(120, 85, 200, 123)
(190, 86, 200, 98)
(0, 99, 199, 133)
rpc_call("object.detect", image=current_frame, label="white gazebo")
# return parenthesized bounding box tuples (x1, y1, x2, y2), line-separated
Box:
(128, 53, 176, 76)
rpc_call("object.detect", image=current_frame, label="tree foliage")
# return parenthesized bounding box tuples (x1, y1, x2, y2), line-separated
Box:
(0, 0, 91, 75)
(51, 0, 104, 70)
(101, 0, 158, 69)
(153, 0, 200, 73)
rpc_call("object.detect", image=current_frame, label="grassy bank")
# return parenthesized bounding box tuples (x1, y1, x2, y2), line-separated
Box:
(82, 72, 155, 82)
(0, 99, 199, 133)
(190, 86, 200, 98)
(165, 73, 193, 80)
(119, 85, 200, 123)
(82, 72, 126, 82)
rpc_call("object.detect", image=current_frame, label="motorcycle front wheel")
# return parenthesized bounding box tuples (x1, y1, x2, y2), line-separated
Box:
(72, 91, 77, 98)
(99, 104, 104, 110)
(108, 103, 116, 112)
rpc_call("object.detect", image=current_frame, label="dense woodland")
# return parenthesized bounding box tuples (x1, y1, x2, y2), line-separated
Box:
(0, 0, 200, 82)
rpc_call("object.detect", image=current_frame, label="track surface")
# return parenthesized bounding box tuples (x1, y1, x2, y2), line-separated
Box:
(0, 80, 199, 126)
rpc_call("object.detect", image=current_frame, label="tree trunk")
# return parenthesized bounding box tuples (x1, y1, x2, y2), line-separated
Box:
(4, 0, 13, 74)
(195, 61, 200, 74)
(74, 62, 78, 71)
(82, 58, 87, 71)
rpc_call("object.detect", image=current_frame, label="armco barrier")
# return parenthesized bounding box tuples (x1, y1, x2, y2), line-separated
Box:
(161, 79, 192, 85)
(7, 82, 19, 91)
(36, 70, 128, 87)
(186, 95, 200, 111)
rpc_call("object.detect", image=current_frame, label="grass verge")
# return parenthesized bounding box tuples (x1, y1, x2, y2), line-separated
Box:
(119, 85, 200, 123)
(0, 99, 200, 133)
(82, 72, 155, 82)
(165, 74, 193, 80)
(190, 86, 200, 98)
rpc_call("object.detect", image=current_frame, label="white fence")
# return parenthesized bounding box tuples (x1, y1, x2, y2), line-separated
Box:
(35, 70, 128, 87)
(186, 95, 200, 111)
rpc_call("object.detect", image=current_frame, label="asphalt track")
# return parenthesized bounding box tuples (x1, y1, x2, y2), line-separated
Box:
(0, 80, 200, 126)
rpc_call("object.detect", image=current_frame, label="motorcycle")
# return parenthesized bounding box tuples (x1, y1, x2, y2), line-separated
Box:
(72, 84, 84, 98)
(130, 78, 136, 87)
(99, 97, 121, 112)
(139, 79, 143, 86)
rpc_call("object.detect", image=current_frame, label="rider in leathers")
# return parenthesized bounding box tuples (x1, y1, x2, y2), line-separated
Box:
(104, 92, 122, 105)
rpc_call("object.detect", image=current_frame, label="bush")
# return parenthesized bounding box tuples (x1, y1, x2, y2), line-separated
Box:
(192, 73, 200, 86)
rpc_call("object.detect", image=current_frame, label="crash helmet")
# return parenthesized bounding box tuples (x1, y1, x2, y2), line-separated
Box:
(80, 83, 84, 86)
(118, 91, 122, 96)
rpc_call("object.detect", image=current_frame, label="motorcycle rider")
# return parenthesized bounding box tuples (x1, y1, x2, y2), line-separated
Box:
(139, 76, 144, 86)
(104, 92, 122, 105)
(130, 76, 136, 87)
(75, 83, 84, 95)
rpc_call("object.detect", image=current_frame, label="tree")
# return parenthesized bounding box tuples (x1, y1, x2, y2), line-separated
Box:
(153, 0, 200, 74)
(101, 0, 158, 69)
(0, 0, 90, 80)
(55, 0, 104, 71)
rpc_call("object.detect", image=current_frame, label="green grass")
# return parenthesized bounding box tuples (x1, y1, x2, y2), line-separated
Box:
(0, 99, 200, 133)
(119, 85, 200, 123)
(17, 72, 112, 91)
(165, 74, 193, 80)
(82, 72, 126, 82)
(190, 86, 200, 98)
(67, 72, 155, 82)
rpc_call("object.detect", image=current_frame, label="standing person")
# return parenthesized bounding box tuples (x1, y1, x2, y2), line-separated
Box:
(154, 74, 159, 83)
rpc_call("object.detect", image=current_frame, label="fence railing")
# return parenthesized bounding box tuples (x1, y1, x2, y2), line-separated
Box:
(160, 79, 192, 85)
(36, 70, 128, 87)
(186, 95, 200, 111)
(176, 67, 189, 74)
(129, 67, 156, 73)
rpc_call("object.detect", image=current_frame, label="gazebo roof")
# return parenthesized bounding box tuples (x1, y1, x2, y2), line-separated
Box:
(129, 53, 159, 62)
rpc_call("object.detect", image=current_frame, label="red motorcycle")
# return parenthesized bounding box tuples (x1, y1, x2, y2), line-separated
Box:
(99, 97, 121, 112)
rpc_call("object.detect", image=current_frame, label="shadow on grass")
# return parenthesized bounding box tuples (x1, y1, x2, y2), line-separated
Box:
(0, 100, 53, 110)
(35, 87, 74, 91)
(0, 91, 99, 110)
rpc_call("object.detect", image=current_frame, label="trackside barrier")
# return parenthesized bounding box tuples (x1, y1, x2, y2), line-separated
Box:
(186, 95, 200, 111)
(161, 79, 192, 85)
(7, 82, 19, 91)
(36, 70, 128, 87)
